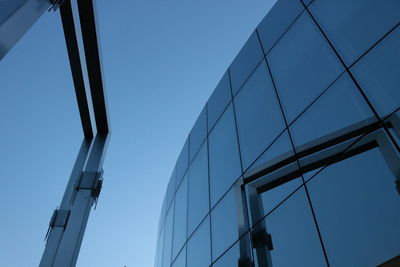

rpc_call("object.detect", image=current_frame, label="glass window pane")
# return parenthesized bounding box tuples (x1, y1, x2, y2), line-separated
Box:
(257, 0, 304, 53)
(230, 32, 264, 95)
(166, 168, 177, 213)
(211, 187, 239, 261)
(212, 235, 251, 267)
(262, 186, 327, 266)
(290, 72, 374, 148)
(309, 0, 400, 66)
(190, 107, 207, 161)
(176, 137, 189, 188)
(207, 71, 232, 132)
(351, 26, 400, 118)
(234, 60, 286, 170)
(187, 217, 211, 267)
(209, 104, 242, 206)
(162, 200, 174, 267)
(155, 226, 165, 267)
(172, 174, 188, 260)
(267, 11, 344, 123)
(187, 142, 209, 236)
(307, 148, 400, 266)
(171, 246, 186, 267)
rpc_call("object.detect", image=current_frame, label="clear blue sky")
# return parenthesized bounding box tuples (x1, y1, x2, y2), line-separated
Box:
(0, 0, 275, 266)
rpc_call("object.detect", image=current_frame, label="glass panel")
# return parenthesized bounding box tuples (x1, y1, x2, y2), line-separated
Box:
(307, 148, 400, 266)
(189, 107, 207, 161)
(212, 235, 251, 267)
(209, 104, 242, 206)
(207, 71, 232, 131)
(176, 137, 189, 188)
(257, 0, 304, 53)
(234, 60, 286, 170)
(187, 216, 211, 267)
(172, 174, 188, 260)
(309, 0, 400, 66)
(290, 72, 373, 147)
(187, 142, 209, 236)
(162, 200, 174, 267)
(267, 11, 343, 123)
(156, 226, 165, 267)
(351, 26, 400, 118)
(230, 31, 264, 95)
(171, 246, 186, 267)
(166, 168, 177, 213)
(211, 187, 239, 261)
(262, 186, 327, 266)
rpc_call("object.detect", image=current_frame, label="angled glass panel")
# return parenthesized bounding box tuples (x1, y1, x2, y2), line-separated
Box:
(171, 245, 186, 267)
(263, 186, 326, 266)
(172, 174, 188, 260)
(234, 60, 286, 170)
(176, 137, 189, 188)
(309, 0, 400, 66)
(307, 148, 400, 266)
(207, 71, 232, 131)
(267, 11, 343, 123)
(209, 104, 242, 206)
(162, 200, 174, 267)
(211, 187, 239, 261)
(165, 168, 176, 218)
(212, 235, 251, 267)
(189, 107, 207, 161)
(156, 226, 165, 267)
(351, 26, 400, 118)
(187, 142, 209, 236)
(257, 0, 304, 53)
(187, 216, 211, 267)
(290, 72, 374, 148)
(230, 31, 264, 95)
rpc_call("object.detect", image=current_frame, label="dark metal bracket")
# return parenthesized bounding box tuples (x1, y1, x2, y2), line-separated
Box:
(238, 257, 254, 267)
(252, 229, 273, 250)
(49, 0, 65, 12)
(73, 170, 104, 206)
(45, 209, 70, 240)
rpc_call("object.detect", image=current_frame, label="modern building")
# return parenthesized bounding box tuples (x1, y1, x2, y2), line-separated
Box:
(154, 0, 400, 266)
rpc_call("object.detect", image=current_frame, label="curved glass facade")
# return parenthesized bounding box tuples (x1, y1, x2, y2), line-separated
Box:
(155, 0, 400, 266)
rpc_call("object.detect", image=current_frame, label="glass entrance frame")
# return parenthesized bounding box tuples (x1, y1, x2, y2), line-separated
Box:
(234, 115, 400, 267)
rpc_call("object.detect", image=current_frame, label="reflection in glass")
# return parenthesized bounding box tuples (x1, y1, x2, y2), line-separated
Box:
(172, 174, 188, 260)
(307, 148, 400, 267)
(234, 60, 286, 170)
(176, 138, 189, 188)
(171, 245, 186, 267)
(267, 11, 343, 123)
(209, 104, 242, 206)
(187, 217, 211, 267)
(189, 107, 207, 161)
(162, 200, 174, 267)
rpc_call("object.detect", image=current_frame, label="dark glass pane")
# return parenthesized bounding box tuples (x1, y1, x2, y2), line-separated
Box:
(162, 200, 174, 267)
(209, 104, 242, 206)
(302, 0, 313, 5)
(230, 32, 264, 95)
(189, 107, 207, 161)
(172, 174, 188, 260)
(309, 0, 400, 66)
(176, 137, 189, 188)
(171, 246, 186, 267)
(262, 186, 326, 266)
(307, 148, 400, 266)
(290, 72, 373, 148)
(187, 142, 209, 236)
(207, 71, 232, 132)
(212, 234, 251, 267)
(187, 217, 211, 267)
(257, 0, 304, 53)
(165, 168, 176, 219)
(234, 60, 286, 170)
(351, 26, 400, 118)
(211, 187, 239, 261)
(267, 11, 343, 123)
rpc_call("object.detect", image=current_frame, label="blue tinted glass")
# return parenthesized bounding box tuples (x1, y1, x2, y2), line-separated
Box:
(307, 148, 400, 266)
(189, 107, 207, 161)
(176, 138, 189, 188)
(211, 187, 239, 261)
(351, 26, 400, 118)
(234, 60, 286, 170)
(207, 71, 232, 131)
(155, 226, 165, 267)
(260, 178, 303, 217)
(187, 142, 209, 236)
(267, 11, 343, 123)
(165, 168, 176, 217)
(290, 72, 373, 148)
(309, 0, 400, 66)
(302, 0, 313, 5)
(172, 174, 188, 260)
(171, 246, 186, 267)
(257, 0, 304, 53)
(162, 200, 174, 267)
(187, 217, 211, 267)
(264, 186, 326, 266)
(209, 104, 242, 206)
(230, 32, 264, 95)
(211, 240, 240, 267)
